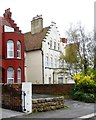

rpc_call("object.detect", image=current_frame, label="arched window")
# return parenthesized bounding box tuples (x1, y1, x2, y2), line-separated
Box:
(17, 68, 21, 83)
(7, 40, 14, 58)
(7, 67, 14, 83)
(17, 41, 21, 58)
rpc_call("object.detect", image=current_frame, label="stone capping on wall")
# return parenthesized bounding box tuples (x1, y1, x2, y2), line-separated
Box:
(32, 96, 64, 112)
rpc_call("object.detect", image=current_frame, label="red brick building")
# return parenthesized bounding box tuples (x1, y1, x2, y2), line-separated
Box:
(0, 8, 25, 83)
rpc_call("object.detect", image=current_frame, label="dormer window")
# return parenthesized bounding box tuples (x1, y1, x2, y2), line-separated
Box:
(17, 41, 21, 59)
(7, 40, 14, 58)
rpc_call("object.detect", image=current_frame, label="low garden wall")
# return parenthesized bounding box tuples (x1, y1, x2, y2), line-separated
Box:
(1, 84, 22, 111)
(32, 96, 64, 112)
(32, 84, 75, 95)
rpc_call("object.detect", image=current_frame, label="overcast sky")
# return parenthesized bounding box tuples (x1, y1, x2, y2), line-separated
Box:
(0, 0, 95, 37)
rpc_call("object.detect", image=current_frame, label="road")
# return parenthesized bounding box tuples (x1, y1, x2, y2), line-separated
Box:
(10, 99, 95, 119)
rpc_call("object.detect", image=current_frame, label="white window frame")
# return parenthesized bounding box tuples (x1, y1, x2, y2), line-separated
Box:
(17, 68, 21, 83)
(55, 57, 57, 67)
(50, 40, 52, 49)
(17, 41, 21, 59)
(58, 43, 60, 50)
(51, 56, 53, 67)
(7, 67, 14, 84)
(54, 41, 56, 50)
(45, 55, 49, 66)
(7, 40, 14, 58)
(49, 77, 51, 84)
(58, 76, 63, 84)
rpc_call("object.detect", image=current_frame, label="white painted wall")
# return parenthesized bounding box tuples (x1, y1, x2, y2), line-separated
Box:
(42, 22, 66, 84)
(22, 82, 32, 113)
(25, 22, 68, 84)
(25, 50, 43, 84)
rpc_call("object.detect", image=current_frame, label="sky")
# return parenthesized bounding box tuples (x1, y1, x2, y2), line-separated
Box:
(0, 0, 95, 37)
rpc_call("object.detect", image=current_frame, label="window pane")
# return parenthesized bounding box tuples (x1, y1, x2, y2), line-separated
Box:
(7, 67, 14, 84)
(50, 40, 52, 49)
(46, 56, 49, 66)
(7, 40, 14, 58)
(17, 41, 21, 58)
(54, 42, 56, 50)
(58, 77, 63, 84)
(8, 79, 14, 84)
(55, 56, 57, 67)
(49, 77, 51, 84)
(51, 57, 53, 67)
(17, 68, 21, 83)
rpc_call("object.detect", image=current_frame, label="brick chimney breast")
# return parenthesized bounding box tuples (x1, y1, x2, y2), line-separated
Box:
(31, 15, 43, 34)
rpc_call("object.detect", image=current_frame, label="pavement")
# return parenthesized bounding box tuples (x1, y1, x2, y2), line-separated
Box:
(0, 107, 24, 119)
(1, 98, 95, 119)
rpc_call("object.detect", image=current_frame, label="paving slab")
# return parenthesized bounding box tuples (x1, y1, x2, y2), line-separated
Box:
(0, 108, 24, 119)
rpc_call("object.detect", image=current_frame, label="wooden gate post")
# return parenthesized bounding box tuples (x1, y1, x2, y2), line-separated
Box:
(22, 82, 32, 113)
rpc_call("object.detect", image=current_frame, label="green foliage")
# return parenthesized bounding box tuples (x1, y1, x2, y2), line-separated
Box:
(72, 68, 96, 102)
(72, 68, 96, 94)
(65, 44, 79, 63)
(73, 91, 96, 103)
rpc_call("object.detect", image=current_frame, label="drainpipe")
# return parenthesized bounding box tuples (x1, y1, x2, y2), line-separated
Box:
(53, 72, 54, 84)
(41, 50, 44, 84)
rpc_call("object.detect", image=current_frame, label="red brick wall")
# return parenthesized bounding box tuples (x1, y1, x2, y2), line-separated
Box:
(2, 84, 22, 111)
(2, 32, 25, 83)
(32, 84, 75, 95)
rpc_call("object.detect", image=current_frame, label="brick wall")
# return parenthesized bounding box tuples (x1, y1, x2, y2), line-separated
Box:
(1, 84, 22, 111)
(32, 84, 75, 95)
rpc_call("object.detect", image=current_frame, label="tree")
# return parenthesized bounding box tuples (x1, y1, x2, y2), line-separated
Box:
(94, 33, 96, 69)
(60, 23, 94, 76)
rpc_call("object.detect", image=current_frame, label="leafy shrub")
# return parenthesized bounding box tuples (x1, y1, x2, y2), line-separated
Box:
(72, 68, 96, 103)
(73, 91, 95, 103)
(72, 68, 96, 94)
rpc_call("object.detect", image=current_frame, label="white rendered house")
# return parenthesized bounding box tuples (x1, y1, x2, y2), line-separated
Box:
(24, 15, 67, 84)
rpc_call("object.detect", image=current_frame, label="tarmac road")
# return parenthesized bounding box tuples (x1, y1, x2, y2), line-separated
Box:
(11, 99, 95, 119)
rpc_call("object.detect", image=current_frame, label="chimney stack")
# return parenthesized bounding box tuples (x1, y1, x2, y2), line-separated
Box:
(31, 15, 43, 34)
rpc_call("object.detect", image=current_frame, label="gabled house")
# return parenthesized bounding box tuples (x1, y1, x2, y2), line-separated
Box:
(0, 8, 25, 83)
(24, 15, 67, 84)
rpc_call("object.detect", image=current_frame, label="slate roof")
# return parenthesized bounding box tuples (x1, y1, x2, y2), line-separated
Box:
(24, 27, 50, 51)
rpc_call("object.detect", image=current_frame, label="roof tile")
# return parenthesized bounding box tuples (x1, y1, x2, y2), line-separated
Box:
(24, 27, 49, 51)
